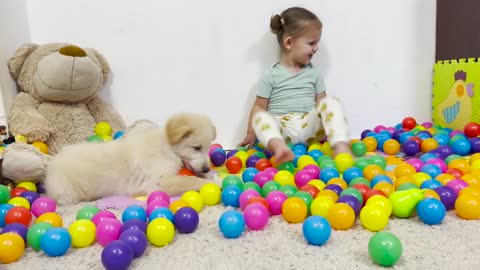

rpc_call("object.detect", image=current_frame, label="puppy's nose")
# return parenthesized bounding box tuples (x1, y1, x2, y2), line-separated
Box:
(202, 166, 210, 173)
(59, 45, 87, 57)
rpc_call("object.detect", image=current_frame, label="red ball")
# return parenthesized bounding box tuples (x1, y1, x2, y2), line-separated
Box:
(299, 184, 320, 198)
(402, 117, 417, 130)
(255, 158, 272, 171)
(408, 136, 423, 146)
(464, 122, 480, 138)
(246, 197, 269, 211)
(364, 189, 387, 203)
(352, 183, 370, 204)
(445, 168, 463, 179)
(226, 156, 243, 174)
(5, 206, 32, 227)
(10, 187, 28, 197)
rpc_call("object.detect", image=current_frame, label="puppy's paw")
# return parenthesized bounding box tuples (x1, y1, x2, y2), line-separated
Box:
(205, 171, 222, 187)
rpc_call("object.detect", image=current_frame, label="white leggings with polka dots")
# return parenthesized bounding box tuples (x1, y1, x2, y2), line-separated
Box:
(252, 96, 349, 147)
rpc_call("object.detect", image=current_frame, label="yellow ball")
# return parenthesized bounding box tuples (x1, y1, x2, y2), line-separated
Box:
(8, 197, 30, 209)
(469, 153, 480, 165)
(180, 191, 204, 212)
(423, 189, 441, 200)
(169, 199, 190, 214)
(435, 173, 455, 185)
(471, 160, 480, 171)
(327, 177, 348, 189)
(366, 195, 392, 216)
(14, 135, 27, 143)
(273, 170, 295, 186)
(95, 122, 112, 136)
(321, 142, 333, 156)
(317, 189, 339, 203)
(36, 212, 63, 227)
(373, 182, 395, 197)
(455, 194, 480, 220)
(459, 186, 480, 198)
(32, 141, 49, 154)
(296, 155, 317, 170)
(308, 180, 326, 191)
(199, 183, 221, 206)
(100, 135, 113, 141)
(0, 233, 25, 264)
(281, 197, 308, 223)
(327, 203, 355, 230)
(394, 163, 416, 178)
(308, 143, 322, 152)
(360, 204, 389, 231)
(16, 181, 37, 192)
(310, 196, 334, 217)
(68, 220, 96, 248)
(147, 218, 175, 247)
(334, 153, 355, 173)
(448, 158, 471, 174)
(234, 151, 249, 166)
(413, 172, 432, 187)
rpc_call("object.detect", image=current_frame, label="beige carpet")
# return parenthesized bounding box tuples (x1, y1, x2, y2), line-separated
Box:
(3, 199, 480, 270)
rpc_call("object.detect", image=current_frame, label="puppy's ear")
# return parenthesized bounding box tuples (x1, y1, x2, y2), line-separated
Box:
(166, 115, 193, 145)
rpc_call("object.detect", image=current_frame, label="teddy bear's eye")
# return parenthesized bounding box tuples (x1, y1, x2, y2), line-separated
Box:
(193, 146, 202, 151)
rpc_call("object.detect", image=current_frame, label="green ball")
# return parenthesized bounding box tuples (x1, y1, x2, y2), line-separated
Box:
(27, 222, 54, 251)
(222, 175, 244, 190)
(368, 155, 387, 170)
(319, 160, 337, 170)
(279, 185, 298, 198)
(76, 205, 100, 220)
(243, 182, 261, 194)
(293, 191, 313, 208)
(253, 152, 266, 159)
(349, 177, 370, 187)
(354, 157, 371, 171)
(87, 135, 103, 142)
(340, 187, 364, 205)
(236, 146, 249, 152)
(351, 141, 367, 157)
(396, 182, 418, 191)
(262, 181, 281, 197)
(277, 162, 295, 174)
(316, 155, 332, 165)
(0, 185, 11, 204)
(449, 135, 465, 145)
(368, 232, 403, 266)
(445, 154, 462, 165)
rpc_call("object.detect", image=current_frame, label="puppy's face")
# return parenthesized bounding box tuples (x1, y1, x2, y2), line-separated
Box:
(166, 113, 216, 176)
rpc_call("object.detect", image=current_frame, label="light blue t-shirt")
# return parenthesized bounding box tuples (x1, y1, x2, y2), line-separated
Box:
(257, 63, 326, 115)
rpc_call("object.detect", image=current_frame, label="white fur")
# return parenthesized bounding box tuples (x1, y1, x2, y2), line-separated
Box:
(45, 113, 220, 205)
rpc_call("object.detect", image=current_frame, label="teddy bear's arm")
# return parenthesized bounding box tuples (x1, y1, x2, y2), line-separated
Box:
(8, 92, 53, 142)
(86, 96, 126, 134)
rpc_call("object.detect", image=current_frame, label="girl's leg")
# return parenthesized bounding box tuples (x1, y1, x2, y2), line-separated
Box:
(252, 111, 295, 164)
(316, 96, 351, 156)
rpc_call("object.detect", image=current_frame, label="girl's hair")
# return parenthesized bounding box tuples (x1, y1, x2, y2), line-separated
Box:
(270, 7, 323, 47)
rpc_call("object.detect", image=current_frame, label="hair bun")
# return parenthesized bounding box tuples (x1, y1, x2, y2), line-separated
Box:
(270, 14, 284, 34)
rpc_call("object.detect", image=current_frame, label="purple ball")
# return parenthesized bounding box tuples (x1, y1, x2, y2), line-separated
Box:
(246, 155, 260, 168)
(1, 223, 28, 243)
(20, 191, 40, 205)
(119, 229, 148, 258)
(262, 149, 273, 159)
(337, 195, 361, 216)
(402, 140, 420, 156)
(226, 150, 238, 159)
(469, 137, 480, 153)
(392, 129, 405, 141)
(210, 149, 227, 167)
(434, 186, 458, 211)
(120, 219, 147, 234)
(173, 207, 199, 234)
(324, 184, 343, 196)
(101, 240, 134, 270)
(417, 130, 432, 138)
(361, 129, 373, 139)
(436, 145, 455, 160)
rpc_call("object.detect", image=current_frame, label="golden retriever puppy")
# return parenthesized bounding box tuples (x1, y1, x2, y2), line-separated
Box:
(44, 112, 220, 205)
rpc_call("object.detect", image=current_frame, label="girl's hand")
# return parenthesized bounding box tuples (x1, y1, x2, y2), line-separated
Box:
(239, 132, 257, 148)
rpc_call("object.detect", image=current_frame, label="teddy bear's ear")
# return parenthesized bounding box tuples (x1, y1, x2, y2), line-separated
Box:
(8, 43, 39, 80)
(85, 48, 111, 85)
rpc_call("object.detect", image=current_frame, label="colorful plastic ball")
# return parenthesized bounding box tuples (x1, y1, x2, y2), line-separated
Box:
(199, 183, 221, 206)
(279, 184, 298, 198)
(455, 194, 480, 220)
(402, 117, 417, 130)
(243, 203, 269, 231)
(113, 130, 124, 140)
(470, 137, 480, 153)
(0, 233, 25, 263)
(40, 228, 71, 257)
(76, 205, 100, 221)
(363, 137, 378, 152)
(0, 204, 14, 227)
(8, 197, 30, 210)
(300, 184, 320, 199)
(68, 220, 96, 248)
(36, 212, 63, 227)
(327, 203, 355, 230)
(96, 218, 122, 247)
(303, 164, 321, 178)
(10, 187, 27, 198)
(282, 197, 308, 223)
(19, 191, 40, 206)
(119, 229, 148, 259)
(221, 185, 242, 207)
(121, 219, 147, 234)
(226, 156, 243, 173)
(420, 164, 442, 178)
(26, 222, 53, 251)
(210, 148, 227, 167)
(169, 199, 190, 214)
(402, 140, 420, 156)
(368, 155, 387, 170)
(121, 205, 147, 223)
(0, 185, 10, 204)
(420, 179, 442, 190)
(146, 218, 175, 246)
(343, 167, 363, 184)
(273, 170, 295, 186)
(434, 186, 458, 210)
(324, 184, 343, 196)
(464, 122, 480, 138)
(1, 223, 28, 243)
(239, 190, 261, 210)
(265, 190, 288, 215)
(421, 138, 439, 153)
(320, 168, 340, 183)
(101, 240, 134, 270)
(146, 199, 169, 217)
(360, 204, 389, 231)
(337, 195, 361, 216)
(426, 158, 447, 173)
(181, 191, 204, 212)
(95, 122, 112, 136)
(368, 232, 402, 266)
(173, 207, 199, 234)
(16, 181, 37, 192)
(302, 216, 332, 246)
(31, 196, 56, 217)
(245, 155, 260, 168)
(370, 174, 393, 188)
(310, 196, 334, 217)
(5, 206, 32, 227)
(451, 138, 472, 155)
(263, 167, 279, 179)
(351, 141, 367, 157)
(416, 198, 446, 225)
(218, 210, 245, 238)
(253, 171, 270, 188)
(383, 139, 400, 155)
(255, 158, 272, 171)
(294, 170, 314, 188)
(446, 179, 469, 195)
(149, 207, 174, 223)
(340, 187, 364, 205)
(222, 175, 244, 190)
(242, 167, 259, 183)
(334, 153, 355, 173)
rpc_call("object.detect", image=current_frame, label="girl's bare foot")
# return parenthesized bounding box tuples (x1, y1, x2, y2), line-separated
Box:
(268, 138, 295, 164)
(332, 141, 354, 158)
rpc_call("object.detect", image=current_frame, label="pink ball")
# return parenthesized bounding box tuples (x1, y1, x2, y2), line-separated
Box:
(265, 190, 288, 215)
(146, 198, 170, 216)
(243, 203, 269, 230)
(303, 164, 320, 179)
(208, 145, 222, 156)
(373, 125, 386, 133)
(92, 210, 117, 226)
(96, 218, 122, 246)
(446, 179, 469, 195)
(422, 122, 433, 128)
(450, 130, 463, 138)
(386, 127, 396, 134)
(294, 170, 314, 188)
(253, 171, 271, 188)
(406, 158, 424, 172)
(31, 196, 56, 217)
(239, 190, 261, 210)
(147, 191, 170, 204)
(263, 167, 278, 179)
(426, 158, 447, 172)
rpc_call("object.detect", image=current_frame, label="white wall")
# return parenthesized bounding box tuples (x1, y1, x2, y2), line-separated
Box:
(1, 0, 436, 148)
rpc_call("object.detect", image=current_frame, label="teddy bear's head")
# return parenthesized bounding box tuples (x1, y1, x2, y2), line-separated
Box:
(8, 43, 110, 103)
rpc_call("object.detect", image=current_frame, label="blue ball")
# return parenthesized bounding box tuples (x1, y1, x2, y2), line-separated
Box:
(320, 168, 340, 183)
(399, 132, 413, 144)
(40, 228, 72, 257)
(343, 167, 363, 184)
(416, 198, 446, 225)
(0, 204, 14, 227)
(149, 207, 174, 223)
(221, 186, 242, 207)
(122, 205, 147, 223)
(308, 149, 324, 160)
(420, 164, 442, 178)
(242, 167, 259, 183)
(420, 179, 443, 190)
(113, 131, 124, 140)
(451, 138, 472, 156)
(379, 130, 392, 138)
(370, 174, 393, 188)
(434, 134, 450, 146)
(302, 216, 331, 246)
(420, 153, 438, 163)
(292, 143, 307, 156)
(218, 210, 245, 238)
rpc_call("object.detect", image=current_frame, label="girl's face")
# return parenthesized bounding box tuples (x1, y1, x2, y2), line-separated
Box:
(284, 25, 322, 66)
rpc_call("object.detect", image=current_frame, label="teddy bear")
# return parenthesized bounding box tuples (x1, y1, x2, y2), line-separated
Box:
(1, 43, 126, 183)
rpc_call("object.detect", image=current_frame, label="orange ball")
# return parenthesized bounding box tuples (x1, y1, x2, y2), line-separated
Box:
(363, 164, 385, 181)
(326, 178, 348, 189)
(226, 156, 243, 174)
(178, 167, 194, 176)
(420, 138, 439, 153)
(435, 173, 455, 185)
(36, 212, 63, 227)
(394, 163, 416, 178)
(282, 197, 308, 223)
(460, 174, 479, 186)
(373, 182, 395, 197)
(383, 139, 400, 155)
(169, 199, 190, 214)
(255, 158, 272, 172)
(327, 203, 355, 230)
(363, 137, 378, 152)
(455, 194, 480, 220)
(316, 189, 339, 203)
